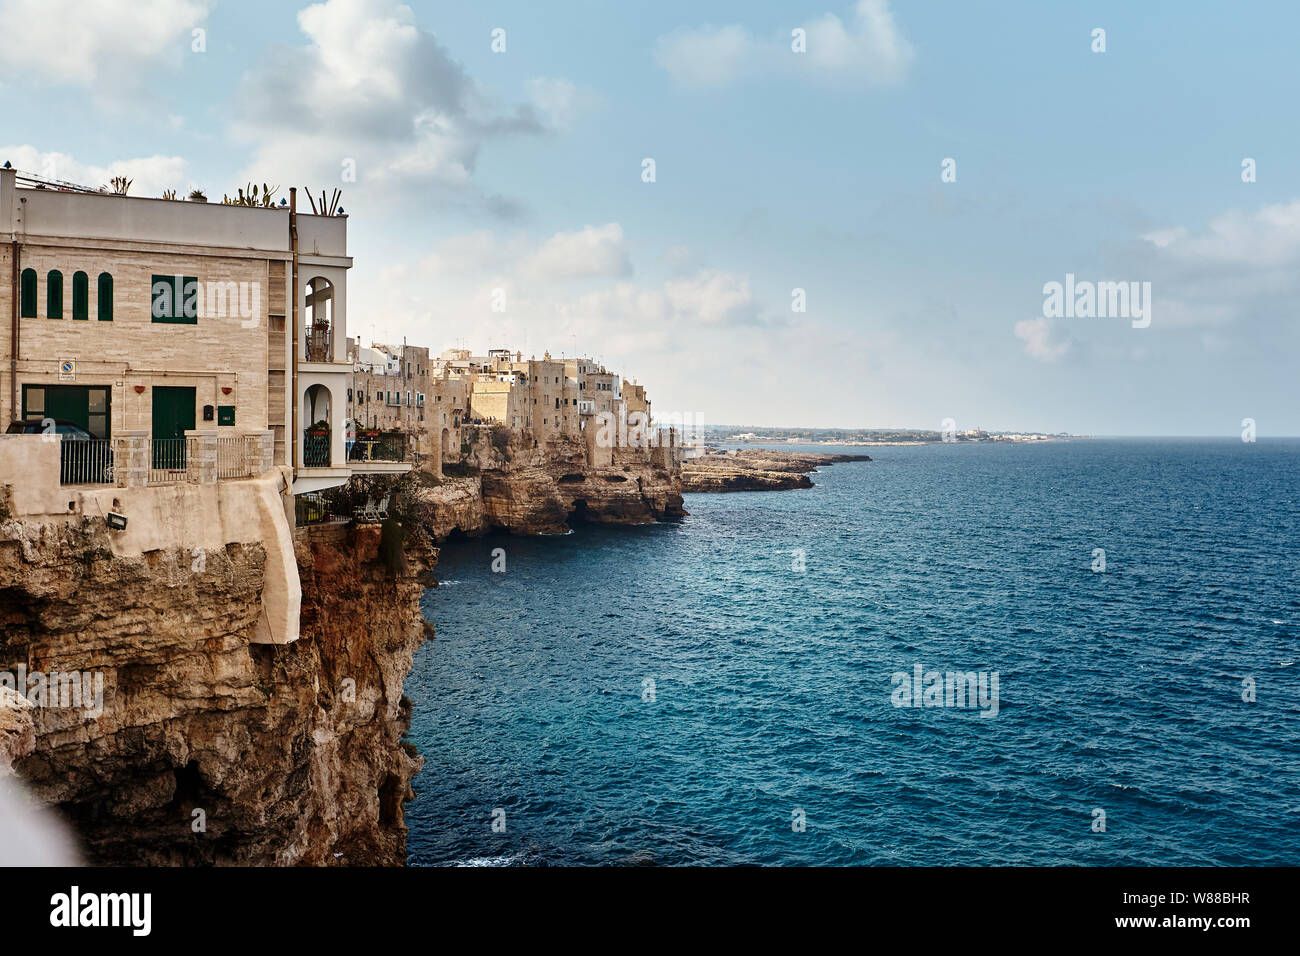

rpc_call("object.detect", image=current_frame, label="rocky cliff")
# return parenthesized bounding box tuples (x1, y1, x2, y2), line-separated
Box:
(682, 449, 871, 492)
(0, 512, 430, 865)
(412, 432, 685, 540)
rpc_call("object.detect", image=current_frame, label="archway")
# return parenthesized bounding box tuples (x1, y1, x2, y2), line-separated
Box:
(305, 277, 334, 361)
(304, 384, 332, 466)
(441, 427, 452, 463)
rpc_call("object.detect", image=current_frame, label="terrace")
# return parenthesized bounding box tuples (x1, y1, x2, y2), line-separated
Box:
(27, 431, 276, 488)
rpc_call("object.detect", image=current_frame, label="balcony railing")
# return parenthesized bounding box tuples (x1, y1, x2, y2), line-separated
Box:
(60, 438, 114, 485)
(215, 436, 248, 479)
(303, 431, 331, 467)
(52, 432, 269, 487)
(294, 491, 348, 526)
(306, 325, 332, 362)
(349, 432, 407, 462)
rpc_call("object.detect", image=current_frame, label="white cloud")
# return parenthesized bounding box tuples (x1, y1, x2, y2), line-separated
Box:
(523, 224, 632, 280)
(1142, 200, 1300, 268)
(233, 0, 547, 205)
(656, 1, 912, 89)
(664, 270, 757, 324)
(526, 77, 600, 131)
(1139, 227, 1187, 249)
(803, 0, 913, 82)
(1133, 199, 1300, 329)
(1014, 317, 1069, 362)
(350, 224, 764, 370)
(655, 25, 756, 88)
(0, 144, 189, 197)
(0, 0, 211, 95)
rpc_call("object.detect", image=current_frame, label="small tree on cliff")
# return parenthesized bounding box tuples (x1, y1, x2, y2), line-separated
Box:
(490, 423, 510, 459)
(380, 517, 407, 576)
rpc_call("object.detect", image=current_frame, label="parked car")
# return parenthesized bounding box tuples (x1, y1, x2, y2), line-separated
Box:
(6, 419, 114, 483)
(7, 418, 94, 438)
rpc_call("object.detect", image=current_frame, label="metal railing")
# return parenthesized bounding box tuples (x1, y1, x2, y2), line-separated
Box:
(294, 491, 348, 526)
(216, 436, 248, 479)
(303, 432, 331, 467)
(306, 326, 332, 362)
(59, 438, 114, 485)
(350, 432, 408, 462)
(149, 438, 193, 485)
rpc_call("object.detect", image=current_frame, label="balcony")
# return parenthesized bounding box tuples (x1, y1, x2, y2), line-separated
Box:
(348, 430, 414, 474)
(349, 431, 407, 462)
(306, 325, 332, 363)
(303, 430, 331, 467)
(50, 432, 274, 487)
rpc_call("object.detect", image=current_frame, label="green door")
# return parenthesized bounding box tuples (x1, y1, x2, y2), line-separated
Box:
(152, 386, 195, 470)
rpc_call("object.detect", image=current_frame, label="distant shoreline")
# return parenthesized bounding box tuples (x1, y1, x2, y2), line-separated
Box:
(711, 436, 1081, 448)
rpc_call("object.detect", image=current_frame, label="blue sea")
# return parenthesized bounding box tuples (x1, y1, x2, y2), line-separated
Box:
(404, 439, 1300, 866)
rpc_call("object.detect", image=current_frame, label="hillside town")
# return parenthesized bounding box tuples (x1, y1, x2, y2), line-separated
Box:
(345, 341, 661, 474)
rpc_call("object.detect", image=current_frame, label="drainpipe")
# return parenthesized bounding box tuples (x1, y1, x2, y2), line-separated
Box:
(9, 238, 16, 422)
(289, 187, 298, 480)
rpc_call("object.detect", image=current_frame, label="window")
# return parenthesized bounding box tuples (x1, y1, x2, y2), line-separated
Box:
(151, 274, 198, 324)
(72, 272, 89, 320)
(20, 269, 36, 318)
(47, 270, 63, 318)
(97, 273, 113, 321)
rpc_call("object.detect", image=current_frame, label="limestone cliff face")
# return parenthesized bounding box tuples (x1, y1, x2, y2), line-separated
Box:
(0, 513, 429, 865)
(415, 432, 685, 540)
(413, 474, 486, 540)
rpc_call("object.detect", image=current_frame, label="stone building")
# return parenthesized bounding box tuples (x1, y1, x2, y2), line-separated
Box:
(623, 380, 650, 422)
(428, 370, 468, 460)
(0, 165, 401, 495)
(467, 369, 526, 431)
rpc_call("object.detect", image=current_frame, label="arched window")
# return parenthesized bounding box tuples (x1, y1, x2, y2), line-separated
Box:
(305, 277, 334, 361)
(72, 271, 89, 320)
(20, 269, 36, 318)
(46, 270, 63, 318)
(97, 273, 113, 321)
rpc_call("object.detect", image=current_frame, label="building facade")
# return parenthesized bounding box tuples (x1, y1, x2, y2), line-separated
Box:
(0, 167, 385, 495)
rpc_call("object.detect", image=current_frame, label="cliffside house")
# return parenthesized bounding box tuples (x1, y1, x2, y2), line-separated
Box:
(0, 164, 409, 496)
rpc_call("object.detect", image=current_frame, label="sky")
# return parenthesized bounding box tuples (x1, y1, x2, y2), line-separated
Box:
(2, 0, 1298, 435)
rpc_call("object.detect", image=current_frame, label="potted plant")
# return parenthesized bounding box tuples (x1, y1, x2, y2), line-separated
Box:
(306, 419, 330, 437)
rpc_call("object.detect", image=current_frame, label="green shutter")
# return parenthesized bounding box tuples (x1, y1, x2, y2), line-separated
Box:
(72, 272, 89, 320)
(181, 276, 198, 322)
(20, 269, 36, 318)
(46, 270, 63, 318)
(97, 273, 113, 321)
(151, 274, 199, 324)
(151, 275, 173, 320)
